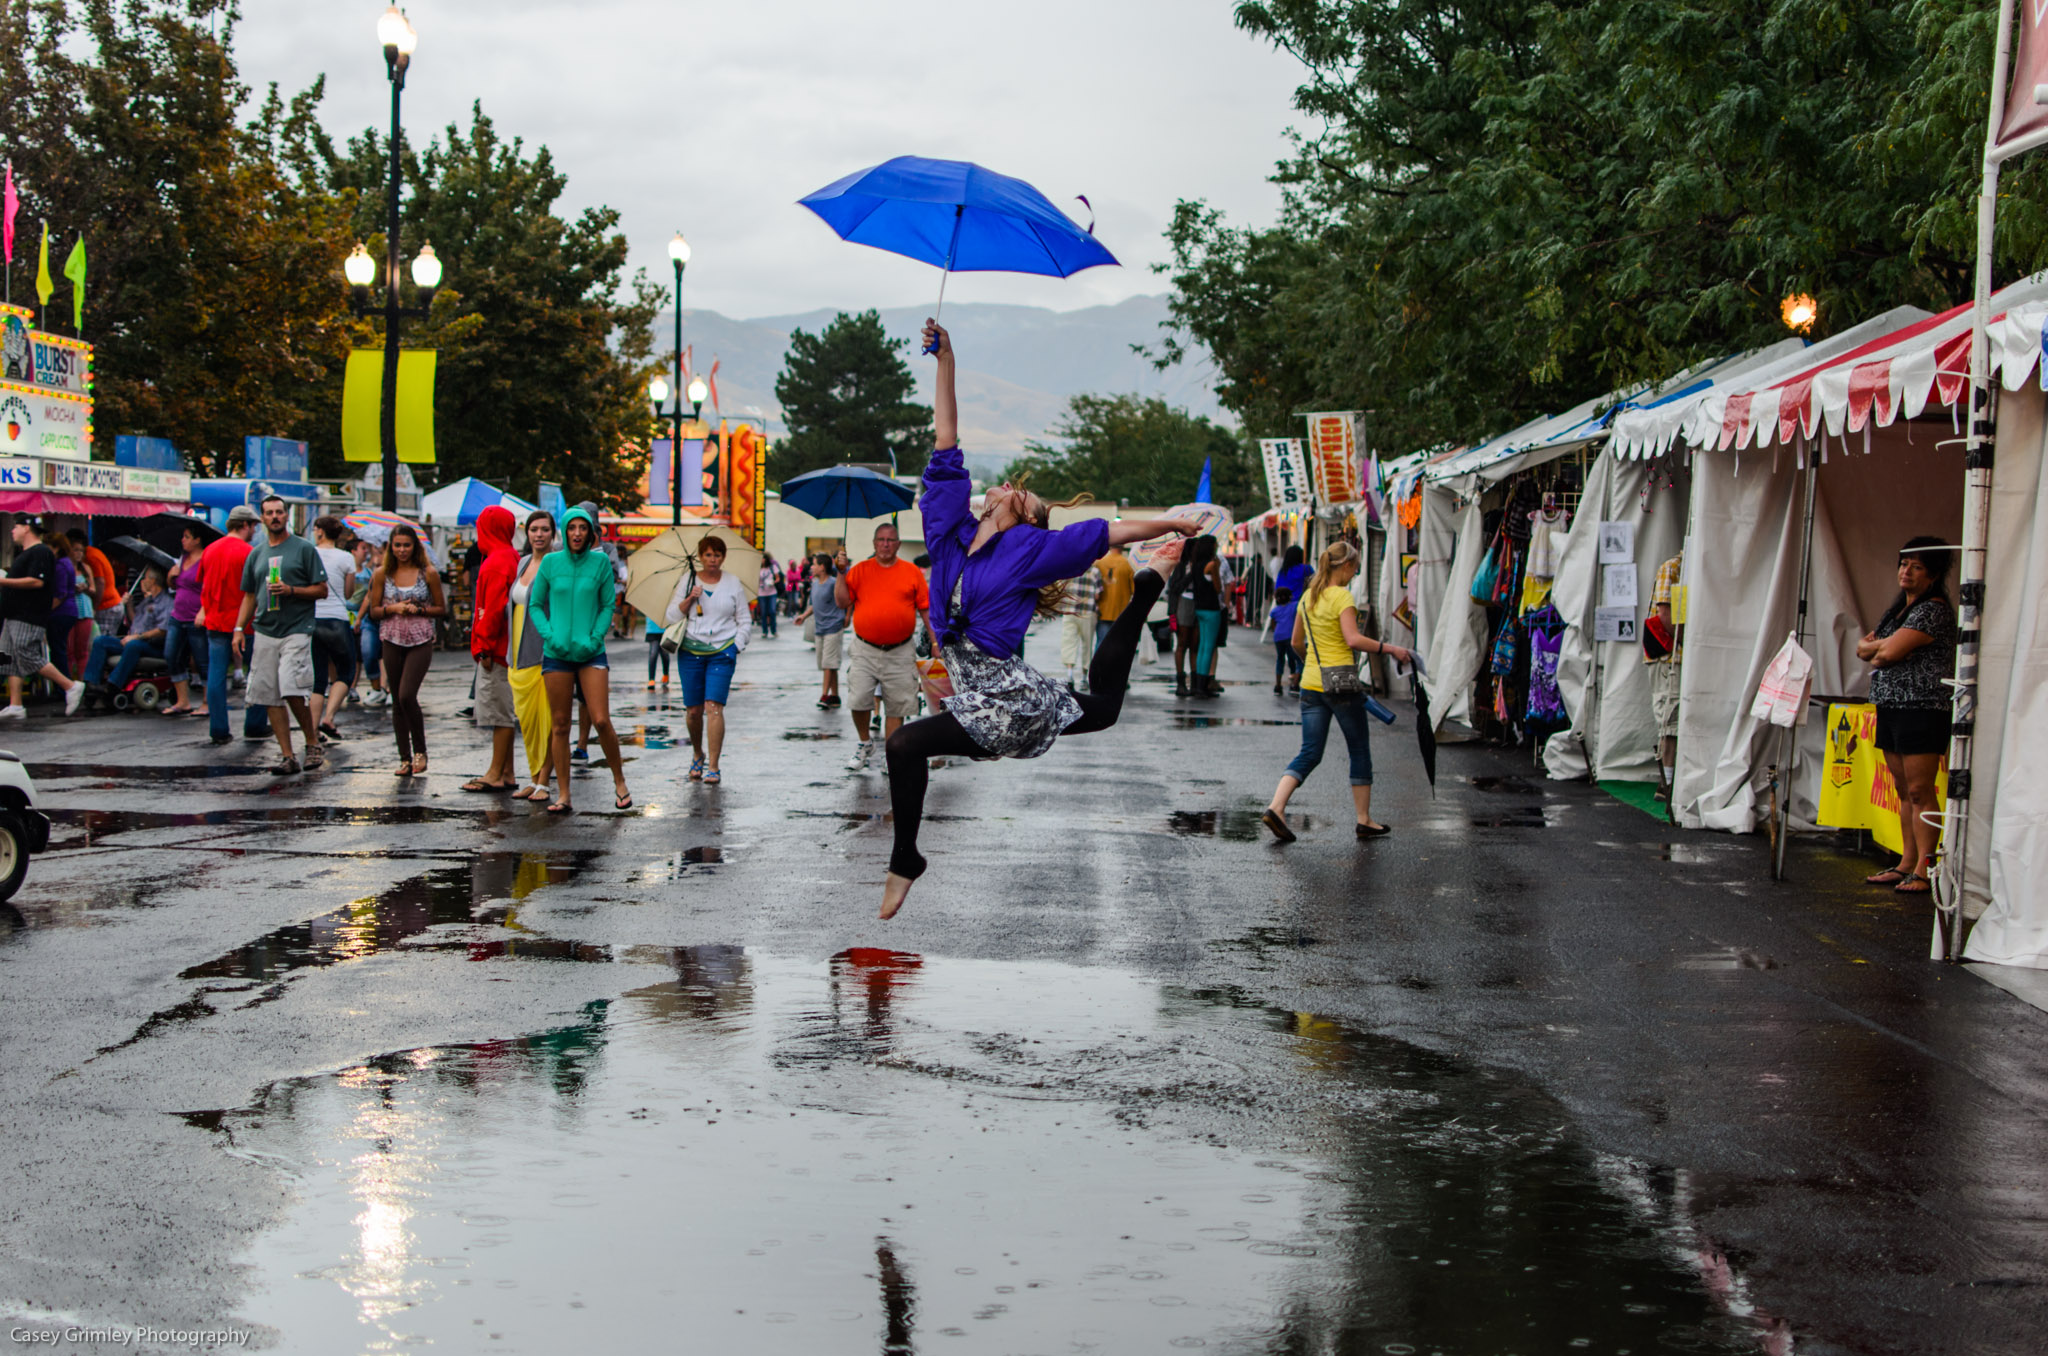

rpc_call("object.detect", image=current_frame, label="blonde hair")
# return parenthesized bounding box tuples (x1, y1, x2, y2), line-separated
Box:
(1304, 539, 1360, 615)
(1014, 474, 1092, 617)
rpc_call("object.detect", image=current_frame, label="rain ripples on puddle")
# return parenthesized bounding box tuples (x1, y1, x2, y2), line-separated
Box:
(190, 951, 1776, 1355)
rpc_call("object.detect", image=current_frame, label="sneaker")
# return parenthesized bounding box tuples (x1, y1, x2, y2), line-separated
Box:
(209, 733, 232, 746)
(63, 684, 85, 715)
(845, 740, 872, 772)
(364, 689, 389, 707)
(0, 705, 23, 720)
(572, 745, 589, 763)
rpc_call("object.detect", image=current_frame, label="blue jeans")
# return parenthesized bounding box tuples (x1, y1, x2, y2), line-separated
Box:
(164, 618, 206, 685)
(359, 619, 381, 680)
(1286, 689, 1373, 786)
(1273, 638, 1302, 681)
(86, 634, 165, 689)
(207, 631, 269, 739)
(756, 597, 778, 636)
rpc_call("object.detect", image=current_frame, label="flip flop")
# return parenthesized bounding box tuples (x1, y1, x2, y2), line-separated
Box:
(461, 778, 515, 793)
(546, 801, 572, 814)
(1865, 868, 1908, 886)
(1895, 874, 1932, 894)
(615, 791, 634, 810)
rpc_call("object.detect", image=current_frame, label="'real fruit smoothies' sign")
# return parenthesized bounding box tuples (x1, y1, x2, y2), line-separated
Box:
(0, 303, 93, 460)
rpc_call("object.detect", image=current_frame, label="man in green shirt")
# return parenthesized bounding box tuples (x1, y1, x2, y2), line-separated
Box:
(233, 495, 326, 774)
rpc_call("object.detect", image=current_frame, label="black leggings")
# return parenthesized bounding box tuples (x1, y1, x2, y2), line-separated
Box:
(885, 568, 1164, 879)
(383, 641, 433, 760)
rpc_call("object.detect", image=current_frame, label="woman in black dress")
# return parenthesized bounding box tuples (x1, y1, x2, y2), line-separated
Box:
(1855, 536, 1956, 896)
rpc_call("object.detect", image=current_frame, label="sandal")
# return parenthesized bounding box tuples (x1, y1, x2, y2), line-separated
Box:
(302, 747, 325, 770)
(545, 801, 573, 814)
(688, 758, 705, 781)
(1895, 874, 1932, 894)
(1261, 808, 1296, 843)
(411, 755, 429, 775)
(270, 755, 301, 776)
(615, 790, 634, 810)
(394, 762, 413, 777)
(703, 768, 721, 785)
(1865, 868, 1908, 886)
(461, 778, 515, 793)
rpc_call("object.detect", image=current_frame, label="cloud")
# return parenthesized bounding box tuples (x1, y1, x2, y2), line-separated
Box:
(231, 0, 1307, 318)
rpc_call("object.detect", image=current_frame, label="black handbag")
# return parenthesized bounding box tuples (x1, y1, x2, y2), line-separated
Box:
(1306, 615, 1364, 702)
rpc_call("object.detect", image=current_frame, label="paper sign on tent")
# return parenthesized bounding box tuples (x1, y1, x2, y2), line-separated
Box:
(1602, 564, 1639, 608)
(1594, 608, 1639, 642)
(1597, 521, 1634, 564)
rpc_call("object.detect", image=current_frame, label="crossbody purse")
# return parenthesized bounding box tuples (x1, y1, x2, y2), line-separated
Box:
(1306, 611, 1365, 702)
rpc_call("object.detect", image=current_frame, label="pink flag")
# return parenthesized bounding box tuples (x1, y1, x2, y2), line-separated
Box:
(3, 162, 16, 264)
(1999, 0, 2048, 147)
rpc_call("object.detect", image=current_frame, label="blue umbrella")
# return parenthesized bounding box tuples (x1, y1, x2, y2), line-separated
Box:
(779, 465, 915, 522)
(800, 156, 1118, 347)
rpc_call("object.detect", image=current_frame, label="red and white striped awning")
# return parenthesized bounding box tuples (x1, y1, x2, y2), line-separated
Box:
(1700, 280, 2048, 455)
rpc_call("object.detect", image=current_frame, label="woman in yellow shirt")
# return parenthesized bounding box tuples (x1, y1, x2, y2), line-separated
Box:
(1262, 539, 1412, 842)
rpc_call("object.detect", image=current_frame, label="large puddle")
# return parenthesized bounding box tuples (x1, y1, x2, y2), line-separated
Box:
(193, 951, 1780, 1354)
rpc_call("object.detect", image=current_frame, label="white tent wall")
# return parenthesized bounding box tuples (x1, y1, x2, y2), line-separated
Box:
(1541, 455, 1605, 779)
(1410, 484, 1465, 696)
(1421, 489, 1490, 732)
(1964, 382, 2048, 964)
(1539, 451, 1691, 782)
(1674, 424, 1966, 832)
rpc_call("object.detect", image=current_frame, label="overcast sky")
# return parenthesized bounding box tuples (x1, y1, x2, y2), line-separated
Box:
(228, 1, 1309, 320)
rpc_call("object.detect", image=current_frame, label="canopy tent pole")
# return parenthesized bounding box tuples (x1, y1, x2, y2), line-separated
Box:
(1773, 435, 1819, 882)
(1938, 0, 2020, 958)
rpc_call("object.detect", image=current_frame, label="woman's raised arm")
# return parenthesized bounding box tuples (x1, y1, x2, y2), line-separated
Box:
(1107, 518, 1202, 549)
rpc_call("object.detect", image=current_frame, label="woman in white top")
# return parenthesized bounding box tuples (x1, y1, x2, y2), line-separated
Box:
(663, 534, 752, 785)
(308, 516, 357, 742)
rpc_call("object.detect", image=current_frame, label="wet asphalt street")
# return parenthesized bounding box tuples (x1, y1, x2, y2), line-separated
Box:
(2, 623, 2044, 1356)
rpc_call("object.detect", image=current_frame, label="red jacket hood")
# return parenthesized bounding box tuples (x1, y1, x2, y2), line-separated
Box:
(470, 505, 520, 662)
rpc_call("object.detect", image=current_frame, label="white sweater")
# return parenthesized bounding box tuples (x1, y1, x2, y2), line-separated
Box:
(664, 572, 752, 653)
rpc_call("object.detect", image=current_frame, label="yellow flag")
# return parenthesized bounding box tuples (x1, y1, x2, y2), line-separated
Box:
(35, 221, 52, 308)
(341, 350, 382, 462)
(396, 350, 437, 464)
(62, 235, 85, 331)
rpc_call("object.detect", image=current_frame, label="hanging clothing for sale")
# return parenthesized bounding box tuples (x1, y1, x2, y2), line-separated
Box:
(1526, 506, 1568, 578)
(1489, 613, 1520, 677)
(1525, 605, 1566, 723)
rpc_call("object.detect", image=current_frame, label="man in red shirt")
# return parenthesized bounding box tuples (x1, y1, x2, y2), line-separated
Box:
(834, 522, 929, 771)
(199, 505, 260, 746)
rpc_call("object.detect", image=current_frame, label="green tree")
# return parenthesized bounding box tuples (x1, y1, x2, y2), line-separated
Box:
(1002, 394, 1265, 517)
(322, 106, 661, 510)
(1162, 0, 2026, 456)
(0, 0, 357, 472)
(769, 310, 930, 485)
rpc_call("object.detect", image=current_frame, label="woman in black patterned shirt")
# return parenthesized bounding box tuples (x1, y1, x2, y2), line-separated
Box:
(1856, 536, 1957, 895)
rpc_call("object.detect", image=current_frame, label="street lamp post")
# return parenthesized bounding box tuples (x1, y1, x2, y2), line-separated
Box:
(351, 6, 428, 513)
(667, 233, 690, 525)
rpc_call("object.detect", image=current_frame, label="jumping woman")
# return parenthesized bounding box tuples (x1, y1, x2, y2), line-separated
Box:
(877, 322, 1202, 920)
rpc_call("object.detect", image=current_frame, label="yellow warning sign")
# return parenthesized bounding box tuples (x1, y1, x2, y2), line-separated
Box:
(1815, 702, 1946, 855)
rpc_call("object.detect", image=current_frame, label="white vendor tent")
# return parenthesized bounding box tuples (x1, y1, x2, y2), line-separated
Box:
(1659, 278, 2048, 971)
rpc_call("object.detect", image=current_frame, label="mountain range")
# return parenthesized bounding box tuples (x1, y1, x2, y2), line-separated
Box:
(656, 295, 1227, 475)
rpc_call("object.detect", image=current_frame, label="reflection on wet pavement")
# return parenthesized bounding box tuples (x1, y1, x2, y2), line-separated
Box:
(1167, 809, 1320, 840)
(192, 952, 1773, 1356)
(94, 853, 599, 1056)
(45, 804, 502, 848)
(1469, 774, 1543, 794)
(1470, 805, 1559, 829)
(1167, 716, 1298, 729)
(27, 761, 273, 782)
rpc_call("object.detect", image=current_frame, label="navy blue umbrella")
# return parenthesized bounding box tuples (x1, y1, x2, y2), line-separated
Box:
(779, 465, 915, 522)
(800, 156, 1118, 346)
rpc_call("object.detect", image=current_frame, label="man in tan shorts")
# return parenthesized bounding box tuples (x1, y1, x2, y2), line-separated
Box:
(835, 523, 930, 772)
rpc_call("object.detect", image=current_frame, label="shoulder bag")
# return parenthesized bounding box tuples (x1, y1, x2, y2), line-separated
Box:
(1305, 599, 1365, 702)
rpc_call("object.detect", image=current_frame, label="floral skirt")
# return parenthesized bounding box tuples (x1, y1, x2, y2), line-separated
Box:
(939, 639, 1082, 760)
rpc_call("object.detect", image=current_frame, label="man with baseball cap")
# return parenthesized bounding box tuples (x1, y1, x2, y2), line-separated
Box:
(200, 505, 262, 745)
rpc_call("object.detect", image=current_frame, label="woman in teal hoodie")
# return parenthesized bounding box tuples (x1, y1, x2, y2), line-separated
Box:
(531, 508, 631, 811)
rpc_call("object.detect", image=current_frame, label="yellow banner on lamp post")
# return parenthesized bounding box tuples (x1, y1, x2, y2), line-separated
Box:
(341, 349, 436, 464)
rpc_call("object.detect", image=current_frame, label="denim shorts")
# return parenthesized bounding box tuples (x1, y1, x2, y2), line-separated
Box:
(542, 651, 609, 676)
(677, 645, 738, 707)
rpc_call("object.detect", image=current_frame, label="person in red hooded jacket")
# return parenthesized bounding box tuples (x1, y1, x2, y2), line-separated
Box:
(462, 505, 521, 792)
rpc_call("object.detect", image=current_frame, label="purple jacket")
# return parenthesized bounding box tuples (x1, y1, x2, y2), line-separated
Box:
(922, 446, 1109, 658)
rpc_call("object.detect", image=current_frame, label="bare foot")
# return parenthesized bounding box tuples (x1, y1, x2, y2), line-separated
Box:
(1147, 536, 1186, 578)
(880, 872, 916, 921)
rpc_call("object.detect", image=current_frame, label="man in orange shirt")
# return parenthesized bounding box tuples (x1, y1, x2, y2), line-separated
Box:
(198, 505, 262, 746)
(834, 522, 929, 772)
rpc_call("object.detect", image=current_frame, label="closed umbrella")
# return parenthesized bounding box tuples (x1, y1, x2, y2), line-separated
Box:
(624, 526, 763, 626)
